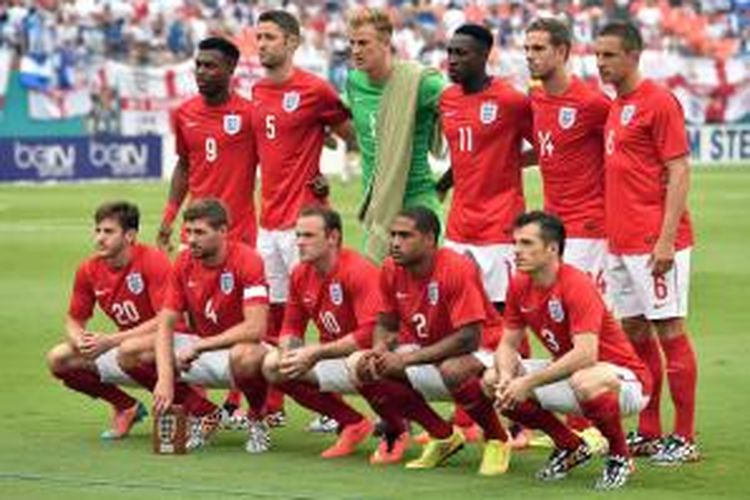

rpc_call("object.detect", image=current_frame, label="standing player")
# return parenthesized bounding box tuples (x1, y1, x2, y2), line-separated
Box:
(487, 211, 652, 490)
(261, 207, 378, 459)
(150, 199, 272, 453)
(157, 37, 257, 251)
(437, 23, 532, 445)
(46, 201, 166, 439)
(352, 207, 512, 476)
(524, 17, 611, 449)
(157, 36, 258, 420)
(347, 8, 445, 262)
(596, 21, 699, 464)
(252, 10, 352, 429)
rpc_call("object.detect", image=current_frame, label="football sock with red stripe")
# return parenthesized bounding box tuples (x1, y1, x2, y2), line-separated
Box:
(659, 334, 697, 440)
(580, 391, 629, 457)
(55, 368, 136, 411)
(278, 380, 363, 427)
(503, 400, 582, 450)
(449, 378, 507, 441)
(631, 333, 664, 438)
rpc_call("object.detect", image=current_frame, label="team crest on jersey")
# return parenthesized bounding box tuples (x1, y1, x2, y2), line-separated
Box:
(620, 104, 636, 126)
(329, 282, 343, 306)
(223, 114, 241, 135)
(126, 272, 144, 295)
(558, 107, 577, 129)
(548, 298, 565, 323)
(220, 272, 235, 295)
(479, 101, 498, 124)
(427, 281, 439, 305)
(282, 91, 301, 113)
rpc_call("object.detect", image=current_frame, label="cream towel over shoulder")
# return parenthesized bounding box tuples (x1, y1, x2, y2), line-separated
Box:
(359, 60, 441, 262)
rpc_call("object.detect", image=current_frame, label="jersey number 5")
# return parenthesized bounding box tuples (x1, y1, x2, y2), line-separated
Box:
(265, 115, 276, 139)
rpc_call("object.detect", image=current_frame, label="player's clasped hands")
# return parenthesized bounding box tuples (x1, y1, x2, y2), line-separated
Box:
(373, 351, 407, 379)
(78, 331, 111, 359)
(279, 346, 317, 380)
(494, 372, 532, 411)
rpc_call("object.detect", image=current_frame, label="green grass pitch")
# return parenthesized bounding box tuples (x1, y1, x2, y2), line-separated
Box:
(0, 166, 748, 499)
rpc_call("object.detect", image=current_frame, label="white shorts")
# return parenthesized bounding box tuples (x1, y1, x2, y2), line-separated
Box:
(398, 344, 494, 401)
(520, 359, 648, 416)
(314, 358, 358, 394)
(564, 238, 608, 296)
(257, 227, 299, 304)
(173, 333, 232, 388)
(444, 239, 514, 303)
(95, 347, 137, 386)
(608, 248, 691, 320)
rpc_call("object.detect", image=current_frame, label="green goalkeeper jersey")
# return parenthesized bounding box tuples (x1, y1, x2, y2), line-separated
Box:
(345, 68, 445, 201)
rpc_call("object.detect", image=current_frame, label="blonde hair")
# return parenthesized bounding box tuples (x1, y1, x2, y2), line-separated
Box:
(347, 8, 393, 42)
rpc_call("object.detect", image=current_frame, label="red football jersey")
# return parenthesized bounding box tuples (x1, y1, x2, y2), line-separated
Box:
(165, 241, 268, 337)
(380, 248, 501, 348)
(604, 79, 694, 254)
(505, 263, 652, 394)
(531, 77, 609, 238)
(174, 93, 258, 245)
(68, 244, 170, 330)
(281, 248, 379, 348)
(251, 69, 350, 230)
(439, 78, 531, 244)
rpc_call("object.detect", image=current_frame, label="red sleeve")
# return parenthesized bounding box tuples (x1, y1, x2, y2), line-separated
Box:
(517, 93, 534, 144)
(445, 260, 487, 330)
(143, 248, 171, 311)
(68, 262, 95, 322)
(239, 248, 269, 306)
(317, 80, 350, 126)
(174, 109, 188, 159)
(588, 92, 611, 135)
(164, 254, 187, 312)
(279, 268, 309, 340)
(565, 273, 605, 336)
(651, 92, 689, 163)
(503, 277, 526, 331)
(348, 263, 380, 349)
(378, 260, 398, 316)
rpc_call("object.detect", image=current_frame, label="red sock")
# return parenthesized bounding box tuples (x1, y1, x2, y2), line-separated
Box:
(122, 362, 217, 416)
(631, 334, 664, 438)
(580, 392, 628, 457)
(450, 378, 507, 441)
(503, 400, 582, 450)
(659, 334, 697, 440)
(452, 405, 475, 428)
(365, 379, 452, 439)
(566, 414, 593, 432)
(56, 368, 136, 411)
(223, 389, 242, 407)
(278, 380, 363, 427)
(235, 374, 269, 418)
(357, 383, 408, 435)
(265, 386, 285, 413)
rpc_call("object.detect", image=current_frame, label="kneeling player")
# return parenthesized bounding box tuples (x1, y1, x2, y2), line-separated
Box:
(262, 207, 376, 458)
(46, 201, 166, 439)
(351, 207, 511, 475)
(485, 212, 652, 490)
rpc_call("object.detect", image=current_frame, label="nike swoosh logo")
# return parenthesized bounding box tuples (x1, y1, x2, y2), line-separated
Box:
(187, 281, 197, 288)
(94, 290, 107, 297)
(520, 306, 533, 313)
(396, 292, 408, 300)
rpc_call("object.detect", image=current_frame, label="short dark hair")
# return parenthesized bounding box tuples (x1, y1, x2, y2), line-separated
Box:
(94, 201, 139, 232)
(513, 211, 566, 256)
(258, 10, 301, 38)
(454, 23, 494, 52)
(597, 21, 643, 52)
(397, 206, 441, 244)
(183, 199, 229, 230)
(198, 37, 240, 64)
(299, 205, 343, 237)
(526, 17, 572, 58)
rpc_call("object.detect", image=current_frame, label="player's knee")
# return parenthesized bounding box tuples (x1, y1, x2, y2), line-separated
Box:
(652, 317, 685, 339)
(117, 338, 141, 368)
(621, 316, 651, 340)
(230, 343, 266, 378)
(46, 343, 72, 376)
(481, 367, 498, 399)
(261, 348, 282, 384)
(570, 368, 617, 401)
(437, 359, 467, 390)
(345, 351, 366, 387)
